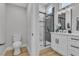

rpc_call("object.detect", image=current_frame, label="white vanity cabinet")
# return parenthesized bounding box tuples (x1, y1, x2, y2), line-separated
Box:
(51, 33, 68, 56)
(51, 32, 79, 56)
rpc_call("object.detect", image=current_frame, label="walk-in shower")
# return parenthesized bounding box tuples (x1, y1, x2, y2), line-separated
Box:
(39, 4, 55, 50)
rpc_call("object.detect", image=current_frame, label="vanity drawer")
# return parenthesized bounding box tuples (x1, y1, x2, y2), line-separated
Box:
(68, 37, 79, 56)
(68, 49, 79, 56)
(68, 44, 79, 56)
(70, 45, 79, 53)
(70, 38, 79, 47)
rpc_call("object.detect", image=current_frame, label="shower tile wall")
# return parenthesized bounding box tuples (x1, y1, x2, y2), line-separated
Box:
(39, 4, 45, 50)
(39, 13, 45, 49)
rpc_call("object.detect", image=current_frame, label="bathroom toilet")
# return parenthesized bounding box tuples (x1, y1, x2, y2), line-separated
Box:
(13, 33, 22, 55)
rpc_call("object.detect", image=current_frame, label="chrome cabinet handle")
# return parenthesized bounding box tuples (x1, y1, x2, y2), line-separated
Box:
(55, 38, 59, 44)
(71, 38, 79, 41)
(39, 21, 45, 22)
(71, 45, 79, 49)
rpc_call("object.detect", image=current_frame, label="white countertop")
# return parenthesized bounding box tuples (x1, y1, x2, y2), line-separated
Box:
(50, 32, 79, 37)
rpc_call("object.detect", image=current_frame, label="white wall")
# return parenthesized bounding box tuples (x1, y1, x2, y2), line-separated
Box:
(10, 3, 27, 8)
(39, 4, 45, 12)
(0, 4, 6, 44)
(6, 4, 27, 48)
(26, 4, 32, 53)
(0, 3, 6, 55)
(26, 3, 39, 56)
(72, 4, 79, 34)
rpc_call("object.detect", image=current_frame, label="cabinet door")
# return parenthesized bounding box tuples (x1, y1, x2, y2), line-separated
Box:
(54, 34, 60, 52)
(51, 34, 60, 52)
(58, 35, 68, 55)
(51, 33, 56, 50)
(51, 34, 68, 56)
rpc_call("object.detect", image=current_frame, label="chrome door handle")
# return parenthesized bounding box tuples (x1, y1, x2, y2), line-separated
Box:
(32, 33, 34, 36)
(71, 38, 79, 41)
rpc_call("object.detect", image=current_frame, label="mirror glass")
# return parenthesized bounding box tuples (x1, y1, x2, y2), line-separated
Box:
(58, 13, 66, 30)
(76, 17, 79, 31)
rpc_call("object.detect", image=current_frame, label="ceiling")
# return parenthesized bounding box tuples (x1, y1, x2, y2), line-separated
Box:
(9, 3, 53, 8)
(39, 3, 49, 7)
(9, 3, 28, 8)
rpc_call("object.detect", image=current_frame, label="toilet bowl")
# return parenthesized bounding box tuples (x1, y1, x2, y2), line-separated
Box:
(13, 33, 22, 56)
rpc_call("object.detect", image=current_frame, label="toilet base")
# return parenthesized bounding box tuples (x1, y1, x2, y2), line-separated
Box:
(14, 48, 21, 56)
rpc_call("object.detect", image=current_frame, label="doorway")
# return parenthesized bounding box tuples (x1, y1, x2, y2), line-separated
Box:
(44, 6, 55, 47)
(39, 4, 55, 50)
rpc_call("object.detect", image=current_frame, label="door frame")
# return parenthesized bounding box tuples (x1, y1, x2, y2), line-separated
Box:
(30, 3, 40, 56)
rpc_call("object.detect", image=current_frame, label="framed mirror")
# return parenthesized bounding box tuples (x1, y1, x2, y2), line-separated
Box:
(57, 8, 72, 33)
(58, 13, 66, 30)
